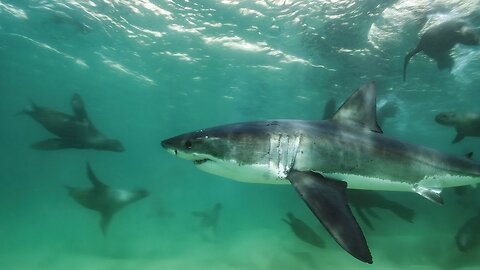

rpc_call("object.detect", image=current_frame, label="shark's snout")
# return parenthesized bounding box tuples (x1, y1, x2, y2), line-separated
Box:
(161, 138, 179, 155)
(161, 139, 171, 149)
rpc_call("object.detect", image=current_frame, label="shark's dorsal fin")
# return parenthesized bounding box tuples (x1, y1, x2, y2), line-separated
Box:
(323, 98, 337, 120)
(86, 162, 108, 190)
(332, 82, 383, 133)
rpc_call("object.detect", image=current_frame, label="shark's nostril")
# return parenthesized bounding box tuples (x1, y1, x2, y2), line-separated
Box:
(174, 149, 178, 155)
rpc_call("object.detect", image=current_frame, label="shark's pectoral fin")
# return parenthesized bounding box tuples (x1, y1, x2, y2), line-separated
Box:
(31, 138, 71, 150)
(413, 185, 443, 205)
(287, 170, 372, 264)
(355, 206, 375, 230)
(100, 211, 113, 236)
(452, 133, 465, 144)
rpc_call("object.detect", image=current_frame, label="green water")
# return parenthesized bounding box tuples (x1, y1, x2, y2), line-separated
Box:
(1, 0, 480, 269)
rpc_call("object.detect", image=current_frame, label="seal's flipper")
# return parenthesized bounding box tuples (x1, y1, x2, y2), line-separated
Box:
(355, 206, 375, 230)
(71, 93, 89, 122)
(31, 139, 71, 150)
(403, 47, 422, 81)
(86, 163, 109, 190)
(434, 53, 454, 70)
(287, 170, 372, 264)
(452, 133, 465, 144)
(100, 211, 113, 235)
(71, 94, 100, 135)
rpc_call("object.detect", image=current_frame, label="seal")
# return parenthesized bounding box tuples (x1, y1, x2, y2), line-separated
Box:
(403, 20, 480, 81)
(282, 212, 325, 249)
(347, 190, 415, 230)
(435, 112, 480, 143)
(455, 212, 480, 252)
(191, 202, 222, 231)
(66, 162, 149, 235)
(21, 93, 124, 152)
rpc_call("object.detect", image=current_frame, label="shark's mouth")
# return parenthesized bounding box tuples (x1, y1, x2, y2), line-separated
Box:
(194, 159, 211, 165)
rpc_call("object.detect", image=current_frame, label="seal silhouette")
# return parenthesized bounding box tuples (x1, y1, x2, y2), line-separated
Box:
(21, 93, 124, 152)
(282, 212, 325, 249)
(66, 162, 149, 234)
(435, 112, 480, 143)
(403, 20, 480, 81)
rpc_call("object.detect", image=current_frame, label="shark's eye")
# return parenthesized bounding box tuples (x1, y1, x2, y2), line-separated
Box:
(185, 140, 192, 149)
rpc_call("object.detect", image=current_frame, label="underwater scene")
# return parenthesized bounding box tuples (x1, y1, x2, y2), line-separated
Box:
(2, 0, 480, 269)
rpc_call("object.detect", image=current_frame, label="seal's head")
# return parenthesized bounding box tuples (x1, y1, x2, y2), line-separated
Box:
(459, 26, 480, 45)
(435, 112, 458, 126)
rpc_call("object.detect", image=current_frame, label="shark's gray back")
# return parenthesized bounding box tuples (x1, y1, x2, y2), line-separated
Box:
(291, 120, 480, 188)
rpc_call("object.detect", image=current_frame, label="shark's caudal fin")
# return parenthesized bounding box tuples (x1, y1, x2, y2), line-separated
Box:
(86, 162, 109, 190)
(403, 47, 421, 81)
(287, 170, 372, 264)
(332, 82, 382, 133)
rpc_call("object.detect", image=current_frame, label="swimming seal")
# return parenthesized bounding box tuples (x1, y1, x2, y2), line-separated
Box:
(21, 93, 124, 152)
(66, 162, 149, 234)
(403, 20, 480, 81)
(435, 112, 480, 143)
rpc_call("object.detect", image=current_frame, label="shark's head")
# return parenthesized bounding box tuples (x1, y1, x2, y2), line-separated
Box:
(435, 112, 458, 126)
(161, 122, 280, 183)
(161, 128, 231, 164)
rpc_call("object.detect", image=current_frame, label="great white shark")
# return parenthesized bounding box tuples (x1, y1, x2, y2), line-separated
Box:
(161, 82, 480, 264)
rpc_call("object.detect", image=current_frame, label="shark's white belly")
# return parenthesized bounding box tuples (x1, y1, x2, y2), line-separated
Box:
(196, 159, 480, 192)
(196, 161, 289, 184)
